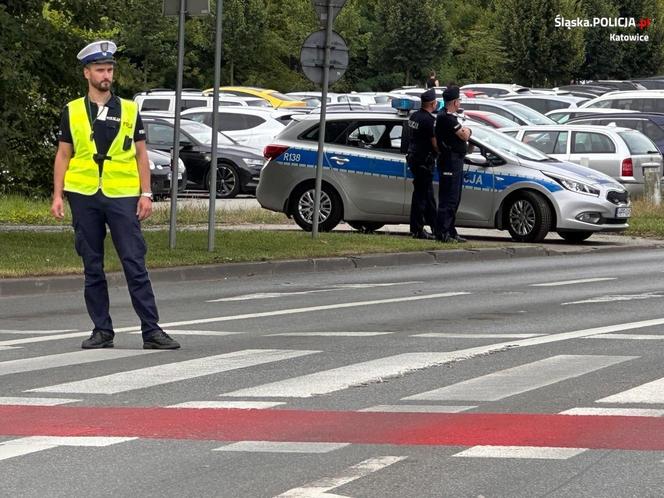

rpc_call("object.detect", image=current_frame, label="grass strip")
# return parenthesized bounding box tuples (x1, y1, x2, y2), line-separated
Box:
(0, 230, 478, 278)
(625, 199, 664, 239)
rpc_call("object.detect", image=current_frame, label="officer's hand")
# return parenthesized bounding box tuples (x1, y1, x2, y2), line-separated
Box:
(460, 127, 472, 141)
(137, 196, 152, 221)
(50, 196, 65, 220)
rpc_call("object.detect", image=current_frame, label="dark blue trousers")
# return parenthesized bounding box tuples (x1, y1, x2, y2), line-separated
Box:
(436, 153, 465, 238)
(408, 164, 437, 234)
(67, 191, 160, 339)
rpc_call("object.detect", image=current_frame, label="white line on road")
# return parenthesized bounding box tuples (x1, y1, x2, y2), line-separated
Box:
(167, 401, 285, 409)
(562, 293, 664, 306)
(597, 376, 664, 405)
(0, 349, 157, 377)
(403, 355, 636, 402)
(452, 446, 587, 460)
(130, 330, 242, 337)
(267, 332, 393, 337)
(530, 277, 616, 287)
(414, 333, 543, 339)
(0, 346, 19, 351)
(275, 456, 407, 497)
(359, 405, 476, 413)
(207, 282, 423, 302)
(0, 329, 79, 335)
(560, 407, 664, 417)
(0, 397, 80, 406)
(29, 349, 319, 395)
(0, 331, 94, 346)
(213, 441, 349, 453)
(0, 436, 136, 462)
(585, 334, 664, 340)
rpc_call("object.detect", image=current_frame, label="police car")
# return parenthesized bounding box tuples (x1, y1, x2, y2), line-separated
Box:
(256, 99, 631, 243)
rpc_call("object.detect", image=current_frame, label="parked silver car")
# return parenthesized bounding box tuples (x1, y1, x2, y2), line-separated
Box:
(257, 112, 630, 243)
(501, 124, 662, 196)
(460, 99, 555, 125)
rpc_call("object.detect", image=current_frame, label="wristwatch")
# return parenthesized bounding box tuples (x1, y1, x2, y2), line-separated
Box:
(141, 192, 153, 200)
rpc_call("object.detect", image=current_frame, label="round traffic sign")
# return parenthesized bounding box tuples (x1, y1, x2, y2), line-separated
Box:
(300, 30, 349, 85)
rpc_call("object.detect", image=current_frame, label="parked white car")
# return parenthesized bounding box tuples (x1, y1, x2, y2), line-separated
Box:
(579, 90, 664, 112)
(501, 124, 663, 196)
(181, 106, 286, 151)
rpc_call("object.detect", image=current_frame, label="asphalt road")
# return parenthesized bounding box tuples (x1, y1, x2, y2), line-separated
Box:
(2, 249, 664, 497)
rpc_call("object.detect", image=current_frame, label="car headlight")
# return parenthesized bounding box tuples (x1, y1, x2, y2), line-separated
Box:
(148, 159, 155, 170)
(178, 158, 185, 174)
(243, 158, 264, 167)
(546, 174, 600, 197)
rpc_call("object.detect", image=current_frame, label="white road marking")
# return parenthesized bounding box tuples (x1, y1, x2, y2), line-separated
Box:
(29, 349, 318, 395)
(403, 355, 636, 402)
(114, 292, 471, 332)
(0, 329, 78, 335)
(0, 349, 157, 377)
(359, 405, 476, 413)
(0, 346, 19, 351)
(452, 446, 587, 460)
(597, 376, 664, 404)
(223, 352, 487, 398)
(275, 456, 407, 497)
(0, 397, 80, 406)
(562, 293, 664, 306)
(167, 401, 285, 409)
(207, 282, 423, 302)
(129, 330, 241, 337)
(213, 441, 349, 453)
(586, 334, 664, 340)
(267, 332, 393, 337)
(224, 317, 664, 398)
(414, 333, 543, 339)
(530, 277, 616, 287)
(0, 331, 94, 346)
(560, 407, 664, 417)
(0, 436, 136, 462)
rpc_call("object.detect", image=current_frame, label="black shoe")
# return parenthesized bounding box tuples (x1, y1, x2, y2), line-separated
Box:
(436, 233, 452, 243)
(143, 330, 181, 350)
(81, 330, 114, 349)
(452, 235, 467, 243)
(412, 230, 435, 240)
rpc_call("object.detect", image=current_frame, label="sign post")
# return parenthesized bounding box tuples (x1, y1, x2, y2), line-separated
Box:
(301, 0, 348, 238)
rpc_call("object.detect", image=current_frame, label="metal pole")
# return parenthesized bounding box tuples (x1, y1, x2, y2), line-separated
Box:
(311, 0, 333, 239)
(169, 0, 187, 249)
(208, 0, 223, 251)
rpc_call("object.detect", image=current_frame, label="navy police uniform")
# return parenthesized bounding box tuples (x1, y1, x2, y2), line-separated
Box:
(405, 89, 438, 238)
(435, 86, 468, 242)
(57, 40, 179, 350)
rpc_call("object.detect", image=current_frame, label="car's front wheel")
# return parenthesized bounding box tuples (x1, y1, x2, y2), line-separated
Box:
(207, 163, 240, 199)
(291, 183, 343, 232)
(557, 230, 593, 243)
(506, 191, 552, 243)
(347, 221, 385, 233)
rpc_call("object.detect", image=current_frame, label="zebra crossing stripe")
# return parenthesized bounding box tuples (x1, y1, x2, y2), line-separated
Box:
(0, 397, 79, 406)
(0, 436, 136, 461)
(213, 441, 349, 453)
(29, 349, 319, 395)
(403, 355, 637, 402)
(452, 446, 587, 460)
(597, 376, 664, 404)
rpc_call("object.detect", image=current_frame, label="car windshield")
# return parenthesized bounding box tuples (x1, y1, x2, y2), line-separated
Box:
(503, 103, 556, 125)
(618, 130, 659, 154)
(471, 126, 551, 161)
(180, 120, 235, 145)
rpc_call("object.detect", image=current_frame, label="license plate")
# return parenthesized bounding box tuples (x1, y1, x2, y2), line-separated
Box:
(616, 207, 631, 218)
(167, 173, 183, 180)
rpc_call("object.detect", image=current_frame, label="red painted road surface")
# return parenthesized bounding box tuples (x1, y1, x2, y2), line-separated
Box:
(2, 405, 664, 450)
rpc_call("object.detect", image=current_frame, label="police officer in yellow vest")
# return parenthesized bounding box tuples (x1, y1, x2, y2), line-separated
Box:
(50, 40, 180, 350)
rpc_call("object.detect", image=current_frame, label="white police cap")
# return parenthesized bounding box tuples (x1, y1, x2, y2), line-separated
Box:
(77, 40, 117, 65)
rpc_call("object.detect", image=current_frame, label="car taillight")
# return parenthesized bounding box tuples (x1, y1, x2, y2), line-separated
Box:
(621, 158, 633, 176)
(263, 144, 289, 160)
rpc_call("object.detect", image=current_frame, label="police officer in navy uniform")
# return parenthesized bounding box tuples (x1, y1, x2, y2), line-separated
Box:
(51, 40, 180, 350)
(406, 89, 439, 239)
(435, 85, 472, 243)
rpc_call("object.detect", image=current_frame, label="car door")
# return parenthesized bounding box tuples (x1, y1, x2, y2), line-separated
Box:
(325, 119, 406, 216)
(568, 131, 617, 178)
(520, 130, 569, 161)
(145, 121, 207, 185)
(456, 143, 495, 223)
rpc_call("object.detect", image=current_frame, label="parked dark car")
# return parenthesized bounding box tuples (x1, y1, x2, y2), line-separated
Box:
(567, 112, 664, 154)
(142, 116, 265, 198)
(147, 149, 186, 200)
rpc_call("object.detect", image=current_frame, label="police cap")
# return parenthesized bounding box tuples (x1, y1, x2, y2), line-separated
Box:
(420, 88, 436, 103)
(443, 86, 460, 102)
(77, 40, 117, 65)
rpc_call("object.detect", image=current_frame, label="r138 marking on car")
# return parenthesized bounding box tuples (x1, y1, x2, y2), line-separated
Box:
(283, 152, 301, 162)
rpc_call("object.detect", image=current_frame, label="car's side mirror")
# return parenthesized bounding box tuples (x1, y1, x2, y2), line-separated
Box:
(465, 153, 488, 166)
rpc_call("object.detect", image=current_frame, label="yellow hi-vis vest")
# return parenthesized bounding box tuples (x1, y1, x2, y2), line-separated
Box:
(64, 97, 141, 197)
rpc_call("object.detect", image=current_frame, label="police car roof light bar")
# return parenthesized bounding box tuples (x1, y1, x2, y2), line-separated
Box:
(391, 97, 421, 115)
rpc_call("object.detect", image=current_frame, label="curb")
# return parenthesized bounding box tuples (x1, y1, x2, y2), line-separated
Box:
(0, 243, 643, 298)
